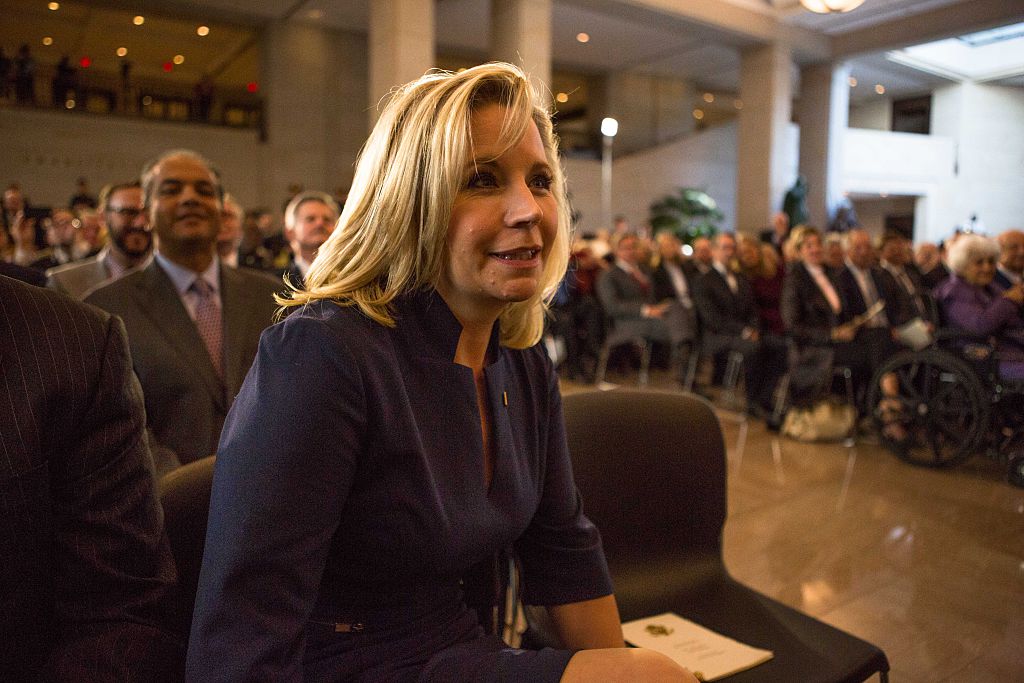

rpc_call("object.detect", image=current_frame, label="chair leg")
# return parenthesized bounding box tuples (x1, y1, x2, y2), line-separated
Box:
(595, 344, 611, 385)
(723, 350, 744, 409)
(683, 345, 700, 393)
(638, 341, 651, 387)
(771, 373, 790, 424)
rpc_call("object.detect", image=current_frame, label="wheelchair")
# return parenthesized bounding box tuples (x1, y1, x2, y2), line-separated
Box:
(866, 330, 1024, 488)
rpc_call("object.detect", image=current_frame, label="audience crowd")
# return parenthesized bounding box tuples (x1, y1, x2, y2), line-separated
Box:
(2, 149, 1023, 678)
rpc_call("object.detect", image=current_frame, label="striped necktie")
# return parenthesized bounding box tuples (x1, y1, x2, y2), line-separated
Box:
(190, 278, 223, 378)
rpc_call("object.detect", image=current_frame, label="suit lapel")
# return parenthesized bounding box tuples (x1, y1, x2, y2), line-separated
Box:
(132, 262, 226, 410)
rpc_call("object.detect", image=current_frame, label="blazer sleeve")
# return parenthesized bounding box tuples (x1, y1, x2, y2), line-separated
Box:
(940, 283, 1020, 337)
(46, 314, 183, 682)
(186, 315, 366, 682)
(514, 354, 613, 607)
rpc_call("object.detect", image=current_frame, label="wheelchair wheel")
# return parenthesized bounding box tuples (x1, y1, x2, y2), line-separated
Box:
(868, 349, 988, 468)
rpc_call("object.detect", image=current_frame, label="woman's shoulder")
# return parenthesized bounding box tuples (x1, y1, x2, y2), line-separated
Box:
(267, 300, 388, 354)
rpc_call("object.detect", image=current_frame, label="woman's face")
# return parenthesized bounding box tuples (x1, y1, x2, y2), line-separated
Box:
(962, 253, 996, 286)
(799, 234, 824, 266)
(738, 240, 760, 269)
(439, 104, 558, 322)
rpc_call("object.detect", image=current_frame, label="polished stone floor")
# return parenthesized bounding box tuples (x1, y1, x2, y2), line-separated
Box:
(561, 371, 1024, 683)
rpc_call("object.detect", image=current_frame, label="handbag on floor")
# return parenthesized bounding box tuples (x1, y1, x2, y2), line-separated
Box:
(781, 399, 856, 442)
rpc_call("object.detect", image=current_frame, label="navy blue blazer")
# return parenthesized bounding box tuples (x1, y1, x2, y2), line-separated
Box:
(187, 290, 612, 680)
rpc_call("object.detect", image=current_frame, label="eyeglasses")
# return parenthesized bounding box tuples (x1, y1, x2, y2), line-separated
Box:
(107, 207, 145, 218)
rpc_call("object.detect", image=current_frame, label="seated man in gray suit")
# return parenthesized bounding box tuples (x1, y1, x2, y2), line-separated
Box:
(1, 274, 182, 681)
(87, 149, 281, 472)
(596, 232, 693, 386)
(47, 180, 153, 298)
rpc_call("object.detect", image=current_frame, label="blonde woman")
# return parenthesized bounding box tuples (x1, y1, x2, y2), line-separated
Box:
(187, 63, 691, 682)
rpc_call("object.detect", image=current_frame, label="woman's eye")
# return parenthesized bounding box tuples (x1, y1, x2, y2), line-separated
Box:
(530, 174, 553, 191)
(467, 172, 498, 189)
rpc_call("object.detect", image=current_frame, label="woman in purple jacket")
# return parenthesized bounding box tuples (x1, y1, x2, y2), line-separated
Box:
(936, 234, 1024, 379)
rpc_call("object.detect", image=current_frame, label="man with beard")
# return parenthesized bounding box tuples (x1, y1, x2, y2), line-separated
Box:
(281, 190, 339, 287)
(86, 150, 280, 472)
(47, 181, 152, 298)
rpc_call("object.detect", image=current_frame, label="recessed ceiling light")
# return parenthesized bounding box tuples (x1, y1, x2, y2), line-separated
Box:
(734, 99, 743, 110)
(556, 92, 569, 103)
(65, 99, 75, 109)
(48, 2, 59, 10)
(116, 47, 128, 57)
(42, 36, 54, 46)
(197, 25, 210, 37)
(702, 92, 714, 103)
(848, 76, 858, 87)
(874, 84, 886, 94)
(133, 15, 145, 26)
(173, 54, 185, 65)
(693, 109, 705, 120)
(576, 32, 590, 43)
(142, 95, 153, 106)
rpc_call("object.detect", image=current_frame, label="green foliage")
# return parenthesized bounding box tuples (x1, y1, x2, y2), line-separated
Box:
(648, 187, 723, 243)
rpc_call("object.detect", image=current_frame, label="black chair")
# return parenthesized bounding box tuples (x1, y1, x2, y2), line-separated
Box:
(562, 390, 889, 682)
(158, 455, 216, 639)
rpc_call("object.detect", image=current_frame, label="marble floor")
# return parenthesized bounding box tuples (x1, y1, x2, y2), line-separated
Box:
(561, 372, 1024, 683)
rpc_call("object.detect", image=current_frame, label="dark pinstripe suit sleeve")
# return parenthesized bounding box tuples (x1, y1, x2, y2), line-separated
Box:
(0, 276, 183, 681)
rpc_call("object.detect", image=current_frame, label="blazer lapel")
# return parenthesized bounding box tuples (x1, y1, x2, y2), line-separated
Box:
(132, 262, 226, 410)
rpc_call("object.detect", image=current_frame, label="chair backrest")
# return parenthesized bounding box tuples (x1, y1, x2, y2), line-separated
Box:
(562, 390, 727, 607)
(158, 455, 215, 638)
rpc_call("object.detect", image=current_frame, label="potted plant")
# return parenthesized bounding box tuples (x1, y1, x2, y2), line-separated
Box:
(649, 187, 723, 243)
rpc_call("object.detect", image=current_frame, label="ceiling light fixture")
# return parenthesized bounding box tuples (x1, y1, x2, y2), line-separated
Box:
(116, 47, 127, 57)
(848, 76, 858, 87)
(556, 92, 569, 103)
(799, 0, 864, 14)
(48, 2, 59, 10)
(576, 32, 590, 43)
(702, 93, 714, 103)
(875, 84, 886, 94)
(197, 25, 210, 37)
(133, 15, 144, 26)
(693, 109, 705, 120)
(42, 36, 53, 46)
(173, 54, 185, 65)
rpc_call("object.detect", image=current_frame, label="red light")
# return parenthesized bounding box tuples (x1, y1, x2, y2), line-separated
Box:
(79, 56, 91, 68)
(246, 81, 259, 93)
(162, 61, 173, 72)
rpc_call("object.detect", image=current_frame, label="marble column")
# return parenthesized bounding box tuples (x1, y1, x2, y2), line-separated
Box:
(737, 42, 794, 232)
(798, 61, 850, 229)
(368, 0, 435, 125)
(490, 0, 552, 102)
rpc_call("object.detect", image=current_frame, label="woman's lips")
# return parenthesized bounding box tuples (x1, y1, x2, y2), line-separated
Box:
(490, 247, 541, 263)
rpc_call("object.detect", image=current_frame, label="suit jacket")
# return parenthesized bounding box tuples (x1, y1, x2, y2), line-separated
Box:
(781, 261, 841, 347)
(835, 264, 911, 328)
(0, 259, 47, 286)
(46, 249, 112, 299)
(85, 258, 281, 468)
(0, 275, 181, 681)
(595, 264, 654, 321)
(693, 266, 758, 337)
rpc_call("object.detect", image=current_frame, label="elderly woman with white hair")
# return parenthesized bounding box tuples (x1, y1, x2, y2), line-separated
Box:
(936, 234, 1024, 379)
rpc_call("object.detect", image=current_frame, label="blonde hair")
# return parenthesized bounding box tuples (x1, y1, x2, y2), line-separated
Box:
(277, 62, 570, 349)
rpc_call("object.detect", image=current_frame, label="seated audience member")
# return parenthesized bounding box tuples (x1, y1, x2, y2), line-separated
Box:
(217, 193, 244, 268)
(551, 241, 606, 381)
(995, 229, 1024, 290)
(822, 230, 845, 275)
(878, 231, 936, 324)
(737, 233, 785, 336)
(936, 234, 1024, 380)
(689, 235, 713, 275)
(86, 149, 280, 472)
(31, 208, 78, 271)
(47, 181, 152, 298)
(238, 208, 273, 270)
(10, 210, 44, 266)
(282, 190, 340, 287)
(0, 274, 182, 681)
(781, 226, 873, 408)
(597, 231, 693, 386)
(72, 209, 105, 259)
(694, 232, 777, 413)
(759, 210, 790, 254)
(915, 241, 950, 291)
(187, 63, 692, 682)
(651, 231, 699, 366)
(835, 229, 909, 351)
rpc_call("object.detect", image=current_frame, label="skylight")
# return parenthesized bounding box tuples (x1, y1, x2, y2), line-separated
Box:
(886, 21, 1024, 82)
